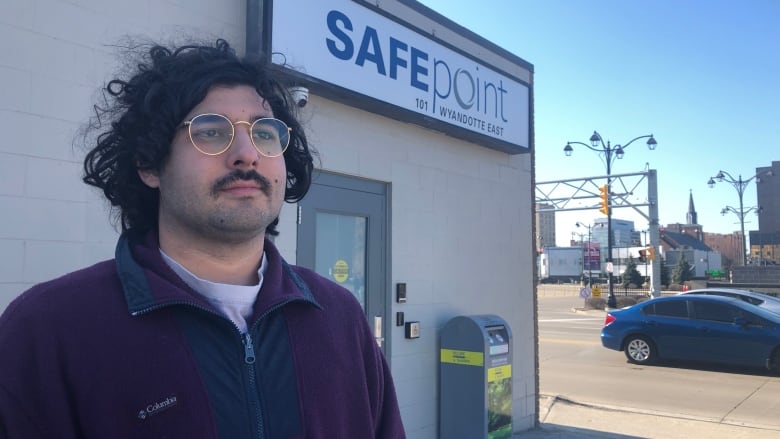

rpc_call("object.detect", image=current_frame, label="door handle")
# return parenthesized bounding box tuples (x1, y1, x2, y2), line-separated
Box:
(374, 316, 384, 347)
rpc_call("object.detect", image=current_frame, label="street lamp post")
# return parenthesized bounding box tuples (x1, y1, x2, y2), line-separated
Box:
(565, 131, 657, 308)
(641, 230, 649, 283)
(576, 222, 593, 286)
(572, 231, 586, 284)
(707, 170, 773, 266)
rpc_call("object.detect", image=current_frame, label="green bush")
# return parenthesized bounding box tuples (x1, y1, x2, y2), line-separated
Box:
(586, 295, 649, 310)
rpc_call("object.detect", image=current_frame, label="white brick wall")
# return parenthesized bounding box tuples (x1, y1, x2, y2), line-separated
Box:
(0, 0, 246, 309)
(303, 96, 536, 437)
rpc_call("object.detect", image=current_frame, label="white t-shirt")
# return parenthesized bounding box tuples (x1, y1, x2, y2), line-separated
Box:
(160, 250, 266, 334)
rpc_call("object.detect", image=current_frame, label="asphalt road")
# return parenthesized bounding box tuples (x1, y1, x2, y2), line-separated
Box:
(538, 295, 780, 430)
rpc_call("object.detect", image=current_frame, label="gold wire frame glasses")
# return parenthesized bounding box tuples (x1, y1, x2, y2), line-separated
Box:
(182, 113, 291, 157)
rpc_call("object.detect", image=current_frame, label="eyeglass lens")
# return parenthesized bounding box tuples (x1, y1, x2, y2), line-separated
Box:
(188, 114, 290, 157)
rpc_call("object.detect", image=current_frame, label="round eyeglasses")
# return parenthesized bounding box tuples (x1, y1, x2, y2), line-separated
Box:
(182, 113, 291, 157)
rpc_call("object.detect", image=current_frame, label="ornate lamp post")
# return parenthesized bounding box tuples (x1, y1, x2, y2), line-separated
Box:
(707, 170, 773, 265)
(565, 131, 657, 308)
(640, 229, 649, 283)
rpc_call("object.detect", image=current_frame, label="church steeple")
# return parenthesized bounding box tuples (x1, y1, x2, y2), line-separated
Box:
(686, 190, 698, 225)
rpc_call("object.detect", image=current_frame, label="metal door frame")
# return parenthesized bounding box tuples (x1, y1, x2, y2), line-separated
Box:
(297, 171, 392, 356)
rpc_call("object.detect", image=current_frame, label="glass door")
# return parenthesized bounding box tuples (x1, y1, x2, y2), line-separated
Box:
(297, 172, 389, 350)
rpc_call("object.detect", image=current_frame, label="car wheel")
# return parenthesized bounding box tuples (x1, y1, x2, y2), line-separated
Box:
(624, 335, 655, 365)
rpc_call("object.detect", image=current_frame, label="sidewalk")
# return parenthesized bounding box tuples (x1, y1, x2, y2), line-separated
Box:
(515, 394, 780, 438)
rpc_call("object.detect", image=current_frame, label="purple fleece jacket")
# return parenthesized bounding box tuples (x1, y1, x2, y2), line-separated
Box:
(0, 231, 406, 438)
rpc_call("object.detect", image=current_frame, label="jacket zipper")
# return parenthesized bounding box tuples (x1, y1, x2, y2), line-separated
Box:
(242, 300, 296, 439)
(243, 299, 302, 439)
(133, 299, 304, 439)
(243, 332, 264, 439)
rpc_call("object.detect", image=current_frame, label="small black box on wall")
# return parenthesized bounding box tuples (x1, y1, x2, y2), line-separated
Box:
(396, 283, 407, 303)
(404, 321, 420, 339)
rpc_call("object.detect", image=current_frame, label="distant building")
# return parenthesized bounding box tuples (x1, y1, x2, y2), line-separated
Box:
(702, 232, 742, 269)
(664, 191, 704, 242)
(686, 189, 698, 226)
(661, 229, 721, 277)
(756, 161, 780, 233)
(661, 191, 723, 275)
(592, 217, 635, 249)
(751, 161, 780, 265)
(535, 203, 556, 253)
(748, 230, 779, 265)
(663, 247, 723, 278)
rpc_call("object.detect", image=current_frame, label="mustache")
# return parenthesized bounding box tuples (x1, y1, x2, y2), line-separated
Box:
(212, 170, 271, 196)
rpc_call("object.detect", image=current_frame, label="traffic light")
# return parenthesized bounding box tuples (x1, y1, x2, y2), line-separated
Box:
(646, 246, 655, 261)
(598, 185, 610, 216)
(638, 249, 646, 262)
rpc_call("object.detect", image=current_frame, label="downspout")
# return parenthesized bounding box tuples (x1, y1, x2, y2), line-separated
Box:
(246, 0, 272, 62)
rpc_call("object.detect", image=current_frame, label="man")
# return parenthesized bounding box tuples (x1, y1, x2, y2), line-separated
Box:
(0, 39, 405, 438)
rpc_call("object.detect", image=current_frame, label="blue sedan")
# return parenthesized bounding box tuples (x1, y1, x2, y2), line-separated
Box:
(680, 288, 780, 314)
(601, 295, 780, 372)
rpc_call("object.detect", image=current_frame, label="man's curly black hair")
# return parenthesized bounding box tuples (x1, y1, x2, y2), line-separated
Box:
(82, 39, 315, 236)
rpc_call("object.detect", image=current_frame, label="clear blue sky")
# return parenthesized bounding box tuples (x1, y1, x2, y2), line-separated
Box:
(418, 0, 780, 247)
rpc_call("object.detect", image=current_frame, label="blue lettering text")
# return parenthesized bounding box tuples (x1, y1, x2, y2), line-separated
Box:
(433, 59, 452, 113)
(410, 48, 428, 91)
(324, 9, 510, 124)
(355, 26, 386, 75)
(326, 10, 354, 60)
(389, 38, 407, 79)
(453, 68, 475, 109)
(326, 9, 429, 91)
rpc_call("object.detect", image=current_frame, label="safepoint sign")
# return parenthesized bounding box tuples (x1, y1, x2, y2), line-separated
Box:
(271, 0, 530, 152)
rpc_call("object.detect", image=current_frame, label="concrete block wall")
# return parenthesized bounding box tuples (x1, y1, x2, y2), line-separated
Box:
(0, 0, 246, 311)
(289, 98, 536, 437)
(731, 266, 780, 285)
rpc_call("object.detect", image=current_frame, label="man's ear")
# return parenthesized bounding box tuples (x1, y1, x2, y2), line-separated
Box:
(137, 168, 161, 189)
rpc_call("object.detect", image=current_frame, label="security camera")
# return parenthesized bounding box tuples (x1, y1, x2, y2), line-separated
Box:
(289, 86, 309, 108)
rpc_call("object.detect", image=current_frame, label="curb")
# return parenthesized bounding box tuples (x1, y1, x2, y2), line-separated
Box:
(539, 393, 780, 433)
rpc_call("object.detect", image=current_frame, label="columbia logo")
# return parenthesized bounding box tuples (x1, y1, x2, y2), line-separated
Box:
(137, 395, 178, 420)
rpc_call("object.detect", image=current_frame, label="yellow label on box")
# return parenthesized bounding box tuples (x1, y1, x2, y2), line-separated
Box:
(488, 364, 512, 382)
(440, 349, 484, 366)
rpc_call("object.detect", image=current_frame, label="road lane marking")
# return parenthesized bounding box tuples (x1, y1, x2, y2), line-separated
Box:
(539, 317, 604, 323)
(541, 337, 602, 346)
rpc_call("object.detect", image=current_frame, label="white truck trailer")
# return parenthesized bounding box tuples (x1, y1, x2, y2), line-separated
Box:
(538, 246, 584, 283)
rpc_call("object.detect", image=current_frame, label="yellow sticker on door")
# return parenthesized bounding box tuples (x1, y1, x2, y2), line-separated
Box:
(332, 260, 349, 283)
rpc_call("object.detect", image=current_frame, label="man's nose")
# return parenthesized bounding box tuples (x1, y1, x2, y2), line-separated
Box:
(226, 121, 260, 167)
